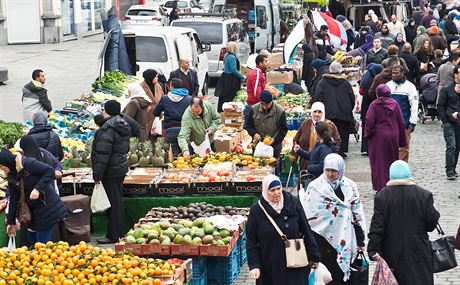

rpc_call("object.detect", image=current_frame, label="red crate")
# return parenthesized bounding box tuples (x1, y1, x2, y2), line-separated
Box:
(199, 237, 237, 257)
(114, 243, 143, 255)
(170, 243, 200, 256)
(142, 243, 171, 256)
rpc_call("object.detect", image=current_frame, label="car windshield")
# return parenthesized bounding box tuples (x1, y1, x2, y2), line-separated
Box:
(164, 1, 188, 8)
(136, 36, 168, 62)
(127, 9, 158, 16)
(172, 22, 222, 44)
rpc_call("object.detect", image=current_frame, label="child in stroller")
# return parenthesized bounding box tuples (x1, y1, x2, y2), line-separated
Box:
(419, 73, 439, 123)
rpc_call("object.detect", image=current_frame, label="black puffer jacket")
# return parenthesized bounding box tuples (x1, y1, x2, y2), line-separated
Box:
(27, 112, 64, 161)
(91, 115, 131, 181)
(7, 157, 68, 231)
(313, 73, 355, 122)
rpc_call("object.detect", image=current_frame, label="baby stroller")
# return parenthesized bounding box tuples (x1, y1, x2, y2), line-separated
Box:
(419, 73, 439, 124)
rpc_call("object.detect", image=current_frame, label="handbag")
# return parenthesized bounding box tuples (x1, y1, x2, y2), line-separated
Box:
(455, 225, 460, 250)
(17, 178, 32, 225)
(349, 250, 369, 285)
(431, 223, 457, 273)
(258, 200, 309, 268)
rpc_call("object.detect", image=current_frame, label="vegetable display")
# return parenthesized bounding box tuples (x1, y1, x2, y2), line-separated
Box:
(0, 120, 25, 147)
(91, 70, 140, 96)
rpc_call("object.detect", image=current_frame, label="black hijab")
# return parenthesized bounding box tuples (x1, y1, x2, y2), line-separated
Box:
(20, 135, 53, 167)
(142, 69, 158, 95)
(0, 148, 16, 174)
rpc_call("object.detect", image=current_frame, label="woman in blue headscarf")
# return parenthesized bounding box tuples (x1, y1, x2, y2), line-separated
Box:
(368, 160, 440, 285)
(300, 154, 366, 284)
(359, 63, 383, 154)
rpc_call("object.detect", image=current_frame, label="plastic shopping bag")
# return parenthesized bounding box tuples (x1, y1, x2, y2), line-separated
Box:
(7, 236, 15, 251)
(308, 263, 332, 285)
(151, 117, 162, 136)
(371, 258, 398, 285)
(190, 134, 212, 158)
(253, 142, 274, 158)
(90, 183, 111, 213)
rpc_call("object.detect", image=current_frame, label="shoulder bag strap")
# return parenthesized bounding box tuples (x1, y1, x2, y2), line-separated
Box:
(44, 131, 52, 149)
(258, 200, 287, 240)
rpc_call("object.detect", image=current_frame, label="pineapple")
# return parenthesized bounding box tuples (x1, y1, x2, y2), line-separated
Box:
(128, 138, 140, 166)
(70, 147, 81, 168)
(152, 140, 165, 167)
(138, 141, 152, 167)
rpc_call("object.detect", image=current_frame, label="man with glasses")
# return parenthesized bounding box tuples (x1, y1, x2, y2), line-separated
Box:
(22, 69, 52, 121)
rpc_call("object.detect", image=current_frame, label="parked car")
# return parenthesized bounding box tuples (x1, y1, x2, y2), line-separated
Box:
(122, 5, 168, 28)
(171, 16, 250, 78)
(118, 26, 210, 95)
(162, 0, 204, 15)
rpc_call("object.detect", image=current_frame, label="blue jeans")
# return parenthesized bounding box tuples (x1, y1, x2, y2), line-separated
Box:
(28, 227, 53, 244)
(442, 122, 460, 174)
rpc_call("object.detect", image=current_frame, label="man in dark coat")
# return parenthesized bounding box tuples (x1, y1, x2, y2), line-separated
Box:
(27, 111, 64, 161)
(169, 57, 200, 97)
(22, 69, 52, 121)
(309, 59, 330, 96)
(314, 25, 335, 60)
(91, 100, 131, 244)
(368, 160, 440, 285)
(313, 61, 355, 158)
(399, 43, 420, 84)
(412, 7, 424, 26)
(366, 38, 389, 65)
(437, 65, 460, 179)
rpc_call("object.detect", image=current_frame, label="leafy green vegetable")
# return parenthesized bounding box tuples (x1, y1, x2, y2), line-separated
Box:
(91, 70, 139, 95)
(0, 121, 25, 147)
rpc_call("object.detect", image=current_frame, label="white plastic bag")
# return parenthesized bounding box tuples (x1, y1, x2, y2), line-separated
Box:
(151, 117, 162, 136)
(191, 134, 212, 157)
(7, 236, 15, 251)
(90, 183, 111, 213)
(253, 142, 274, 158)
(308, 263, 332, 285)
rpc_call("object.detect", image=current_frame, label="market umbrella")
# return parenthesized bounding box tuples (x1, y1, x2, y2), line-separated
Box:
(283, 20, 305, 64)
(311, 11, 347, 50)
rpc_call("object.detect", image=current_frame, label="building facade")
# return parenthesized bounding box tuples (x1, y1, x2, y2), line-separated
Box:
(0, 0, 138, 45)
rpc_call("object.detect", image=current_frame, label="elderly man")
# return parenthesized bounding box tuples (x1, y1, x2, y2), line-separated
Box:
(387, 15, 406, 41)
(178, 97, 221, 161)
(169, 57, 200, 97)
(244, 90, 288, 157)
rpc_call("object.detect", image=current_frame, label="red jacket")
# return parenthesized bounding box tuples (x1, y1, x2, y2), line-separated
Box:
(246, 67, 266, 105)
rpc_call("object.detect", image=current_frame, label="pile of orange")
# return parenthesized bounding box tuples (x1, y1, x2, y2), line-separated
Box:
(0, 241, 178, 285)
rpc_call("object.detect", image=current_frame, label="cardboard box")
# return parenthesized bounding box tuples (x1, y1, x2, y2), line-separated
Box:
(241, 64, 252, 77)
(267, 52, 283, 70)
(214, 133, 241, 152)
(266, 70, 294, 85)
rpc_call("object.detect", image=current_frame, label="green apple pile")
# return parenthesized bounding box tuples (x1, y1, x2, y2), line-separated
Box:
(124, 218, 233, 246)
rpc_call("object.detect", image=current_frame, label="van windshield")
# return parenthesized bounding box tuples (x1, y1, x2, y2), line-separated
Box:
(136, 36, 168, 62)
(172, 22, 223, 44)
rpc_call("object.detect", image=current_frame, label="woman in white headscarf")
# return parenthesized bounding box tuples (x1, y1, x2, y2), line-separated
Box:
(123, 82, 153, 142)
(291, 102, 341, 171)
(246, 174, 320, 285)
(300, 154, 366, 284)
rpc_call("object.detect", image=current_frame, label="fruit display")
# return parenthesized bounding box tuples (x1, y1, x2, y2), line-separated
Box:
(160, 170, 197, 184)
(122, 218, 235, 247)
(0, 120, 25, 147)
(170, 152, 277, 169)
(232, 169, 273, 182)
(193, 170, 232, 183)
(128, 138, 164, 168)
(142, 202, 249, 220)
(0, 241, 185, 285)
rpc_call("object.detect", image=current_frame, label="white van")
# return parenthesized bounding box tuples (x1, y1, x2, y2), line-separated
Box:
(171, 16, 250, 78)
(121, 26, 210, 95)
(212, 0, 281, 52)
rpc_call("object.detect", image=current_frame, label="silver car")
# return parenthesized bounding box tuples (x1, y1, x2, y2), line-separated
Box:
(171, 17, 250, 78)
(122, 5, 168, 28)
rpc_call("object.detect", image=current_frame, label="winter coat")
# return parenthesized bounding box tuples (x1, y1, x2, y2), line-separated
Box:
(437, 82, 460, 124)
(245, 102, 288, 157)
(22, 81, 52, 121)
(387, 21, 406, 40)
(246, 191, 321, 285)
(169, 68, 200, 97)
(153, 89, 192, 130)
(123, 97, 152, 141)
(119, 113, 140, 139)
(27, 114, 64, 161)
(7, 157, 68, 231)
(368, 181, 440, 285)
(177, 101, 221, 153)
(421, 15, 437, 28)
(314, 31, 334, 60)
(246, 67, 266, 105)
(399, 51, 420, 84)
(429, 34, 448, 51)
(291, 119, 341, 171)
(386, 80, 419, 127)
(404, 22, 417, 46)
(296, 141, 335, 177)
(413, 34, 429, 51)
(366, 48, 389, 65)
(437, 61, 456, 95)
(313, 74, 355, 122)
(140, 80, 163, 137)
(302, 44, 315, 85)
(445, 19, 459, 42)
(310, 65, 329, 97)
(369, 66, 393, 100)
(91, 115, 131, 181)
(375, 32, 395, 49)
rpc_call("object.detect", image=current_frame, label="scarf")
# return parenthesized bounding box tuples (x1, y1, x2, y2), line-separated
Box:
(127, 83, 152, 103)
(261, 174, 284, 214)
(19, 136, 42, 161)
(142, 69, 158, 95)
(311, 101, 326, 125)
(324, 153, 345, 189)
(301, 168, 365, 281)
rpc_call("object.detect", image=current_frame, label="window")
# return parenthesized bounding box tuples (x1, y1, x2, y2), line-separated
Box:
(172, 21, 223, 44)
(256, 6, 267, 29)
(136, 36, 168, 62)
(164, 1, 188, 8)
(193, 33, 203, 54)
(127, 9, 158, 16)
